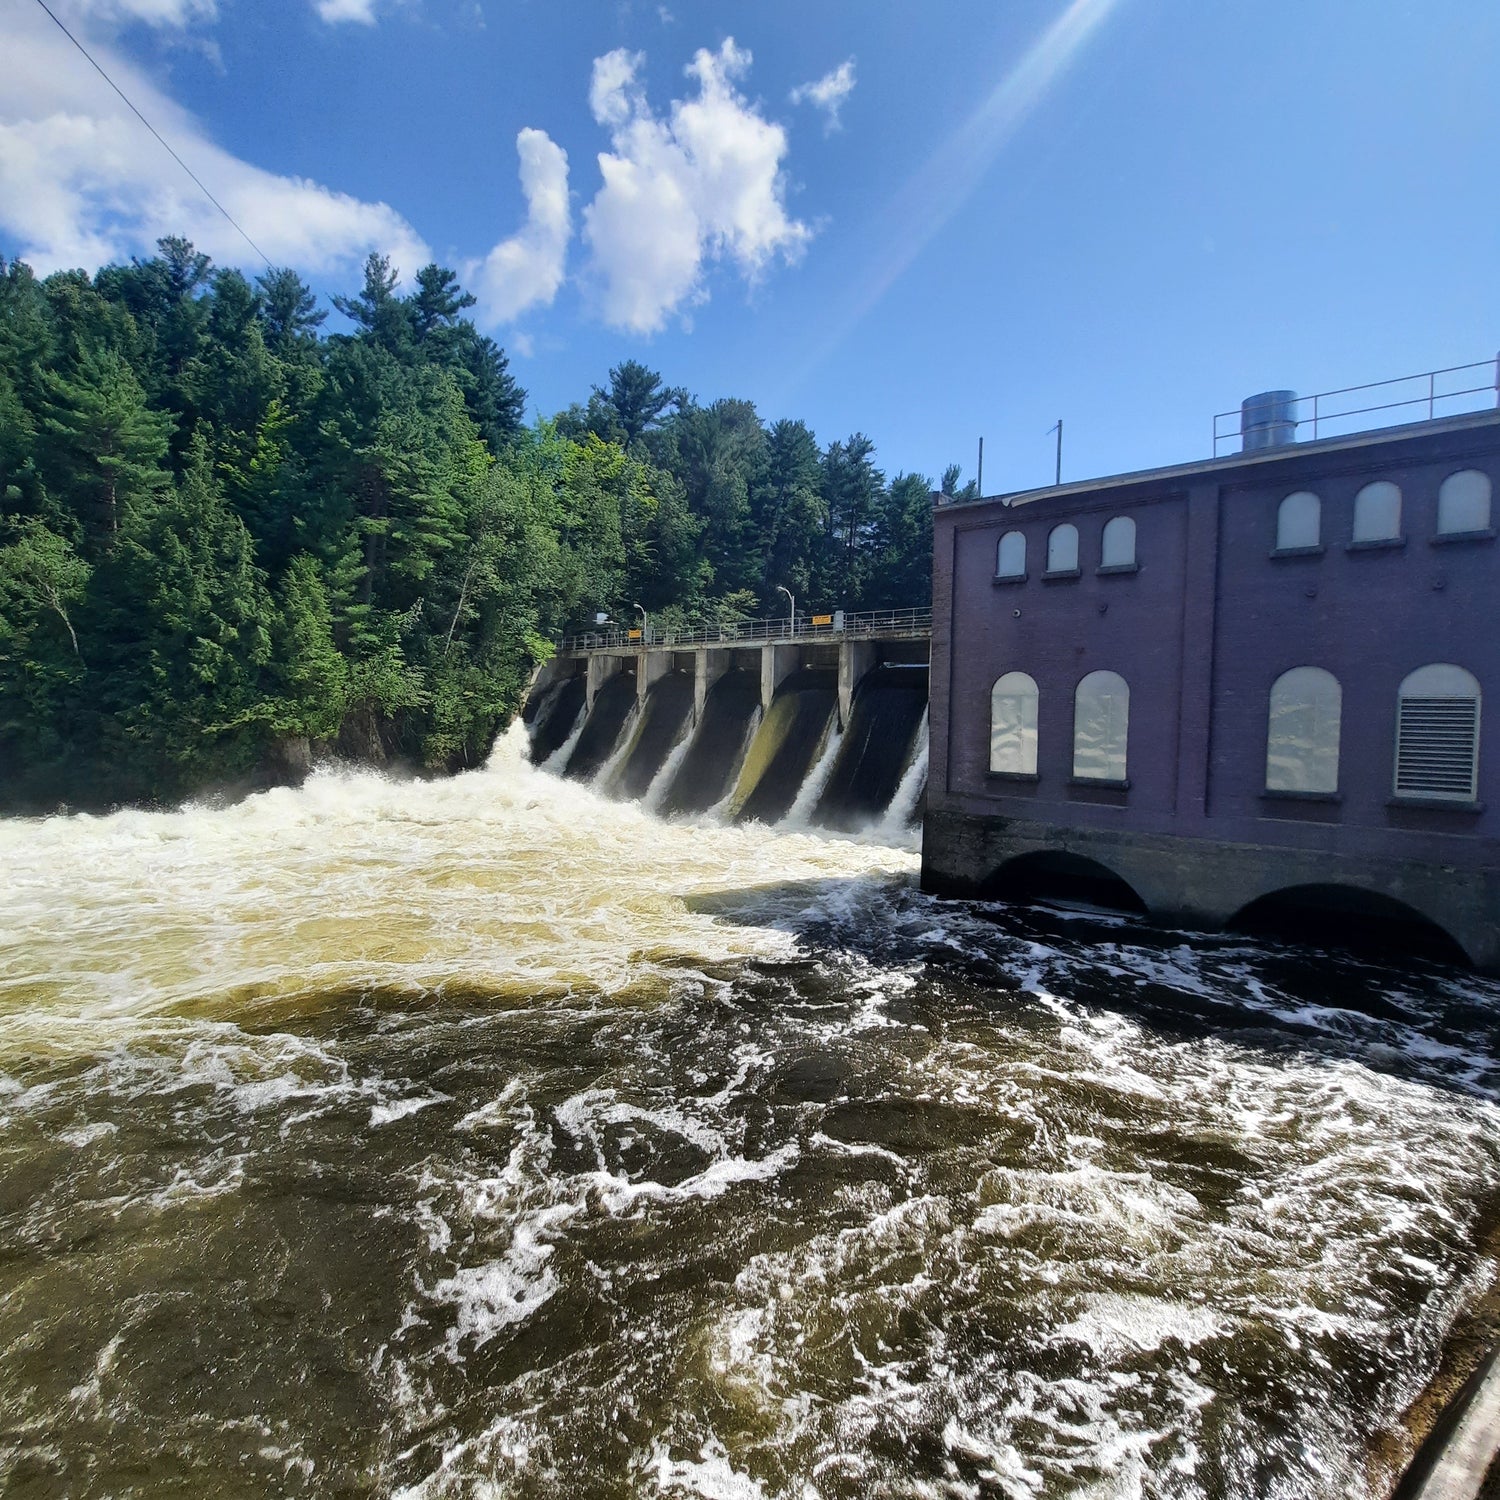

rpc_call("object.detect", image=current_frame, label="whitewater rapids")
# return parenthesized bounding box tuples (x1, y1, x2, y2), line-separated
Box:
(1, 723, 1498, 1498)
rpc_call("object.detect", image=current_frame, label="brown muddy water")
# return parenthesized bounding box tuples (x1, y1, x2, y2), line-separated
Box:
(2, 725, 1498, 1498)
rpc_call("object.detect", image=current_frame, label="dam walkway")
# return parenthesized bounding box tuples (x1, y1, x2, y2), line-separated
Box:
(524, 607, 932, 831)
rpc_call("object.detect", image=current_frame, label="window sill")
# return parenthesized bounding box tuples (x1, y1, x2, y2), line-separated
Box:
(1042, 568, 1081, 582)
(992, 572, 1027, 586)
(1269, 544, 1325, 560)
(987, 770, 1040, 783)
(1387, 795, 1484, 813)
(1431, 528, 1496, 546)
(1345, 537, 1405, 553)
(1261, 788, 1341, 804)
(1096, 562, 1139, 576)
(1068, 776, 1130, 790)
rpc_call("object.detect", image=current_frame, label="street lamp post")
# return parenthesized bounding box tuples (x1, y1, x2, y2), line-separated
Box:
(634, 602, 648, 644)
(776, 585, 796, 638)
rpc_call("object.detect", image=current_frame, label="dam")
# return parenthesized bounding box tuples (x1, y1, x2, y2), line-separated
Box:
(523, 608, 932, 832)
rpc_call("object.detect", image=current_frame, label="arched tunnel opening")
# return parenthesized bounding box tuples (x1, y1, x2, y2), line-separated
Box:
(982, 850, 1149, 916)
(1228, 885, 1471, 969)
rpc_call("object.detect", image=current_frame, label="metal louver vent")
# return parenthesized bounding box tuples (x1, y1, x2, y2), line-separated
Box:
(1395, 696, 1479, 798)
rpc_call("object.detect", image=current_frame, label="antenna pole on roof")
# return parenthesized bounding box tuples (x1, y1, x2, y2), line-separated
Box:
(1048, 419, 1063, 486)
(976, 436, 983, 498)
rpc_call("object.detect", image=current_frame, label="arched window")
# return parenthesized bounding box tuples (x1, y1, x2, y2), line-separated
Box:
(1072, 670, 1129, 781)
(997, 530, 1026, 579)
(1276, 491, 1321, 550)
(1047, 523, 1079, 573)
(1437, 470, 1492, 535)
(1266, 667, 1342, 794)
(1395, 664, 1481, 800)
(990, 672, 1039, 775)
(1352, 481, 1402, 542)
(1100, 516, 1136, 568)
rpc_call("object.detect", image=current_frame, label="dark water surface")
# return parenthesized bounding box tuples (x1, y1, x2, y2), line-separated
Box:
(2, 728, 1498, 1499)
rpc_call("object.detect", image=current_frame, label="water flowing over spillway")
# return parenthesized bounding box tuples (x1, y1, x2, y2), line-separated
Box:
(4, 724, 1500, 1498)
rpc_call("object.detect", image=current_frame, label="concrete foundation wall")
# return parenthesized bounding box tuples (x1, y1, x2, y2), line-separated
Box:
(760, 644, 801, 710)
(586, 653, 624, 711)
(637, 648, 672, 705)
(922, 806, 1500, 970)
(838, 642, 877, 729)
(694, 649, 730, 721)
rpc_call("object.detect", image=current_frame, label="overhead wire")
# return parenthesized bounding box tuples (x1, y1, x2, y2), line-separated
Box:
(31, 0, 272, 268)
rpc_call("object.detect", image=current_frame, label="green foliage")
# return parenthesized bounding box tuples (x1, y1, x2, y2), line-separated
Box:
(0, 237, 934, 811)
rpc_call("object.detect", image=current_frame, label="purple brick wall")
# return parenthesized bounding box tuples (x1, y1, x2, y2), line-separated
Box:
(929, 411, 1500, 893)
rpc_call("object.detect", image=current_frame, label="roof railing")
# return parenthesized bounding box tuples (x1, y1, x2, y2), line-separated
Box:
(1212, 356, 1500, 456)
(555, 605, 932, 654)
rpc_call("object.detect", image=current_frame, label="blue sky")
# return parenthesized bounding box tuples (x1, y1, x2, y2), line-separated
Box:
(4, 0, 1498, 493)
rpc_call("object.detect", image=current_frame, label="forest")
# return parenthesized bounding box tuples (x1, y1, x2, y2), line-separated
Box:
(0, 238, 963, 811)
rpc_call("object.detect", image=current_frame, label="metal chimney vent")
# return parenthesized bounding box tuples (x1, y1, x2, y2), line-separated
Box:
(1241, 390, 1298, 451)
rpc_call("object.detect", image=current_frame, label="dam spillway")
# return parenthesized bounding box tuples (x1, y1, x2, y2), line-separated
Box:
(659, 668, 762, 816)
(564, 669, 637, 782)
(611, 669, 696, 800)
(813, 664, 930, 832)
(525, 675, 586, 766)
(525, 622, 933, 835)
(730, 667, 839, 826)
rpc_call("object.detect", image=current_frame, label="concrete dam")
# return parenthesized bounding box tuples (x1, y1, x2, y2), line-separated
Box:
(522, 610, 932, 832)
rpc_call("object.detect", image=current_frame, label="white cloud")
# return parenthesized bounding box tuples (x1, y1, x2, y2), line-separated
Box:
(54, 0, 218, 28)
(464, 127, 570, 328)
(789, 57, 856, 132)
(313, 0, 381, 24)
(0, 2, 430, 278)
(581, 39, 811, 334)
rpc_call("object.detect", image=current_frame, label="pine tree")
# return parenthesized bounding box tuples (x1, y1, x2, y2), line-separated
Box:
(41, 347, 173, 549)
(256, 267, 327, 356)
(86, 445, 274, 797)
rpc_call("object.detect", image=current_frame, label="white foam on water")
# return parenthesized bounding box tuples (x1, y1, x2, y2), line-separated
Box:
(651, 1440, 769, 1499)
(429, 1200, 576, 1354)
(1051, 1294, 1228, 1359)
(0, 719, 916, 1056)
(370, 1094, 446, 1127)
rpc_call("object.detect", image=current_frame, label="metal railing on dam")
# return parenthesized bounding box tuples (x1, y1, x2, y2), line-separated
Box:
(556, 606, 933, 655)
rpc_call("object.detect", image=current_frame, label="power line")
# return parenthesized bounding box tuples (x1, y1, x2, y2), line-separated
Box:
(32, 0, 272, 268)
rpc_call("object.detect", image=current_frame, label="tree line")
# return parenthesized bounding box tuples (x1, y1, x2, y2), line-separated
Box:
(0, 238, 969, 810)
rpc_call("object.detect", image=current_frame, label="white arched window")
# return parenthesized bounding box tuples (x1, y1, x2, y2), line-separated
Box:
(990, 672, 1039, 775)
(997, 530, 1026, 579)
(1395, 664, 1481, 800)
(1072, 670, 1129, 781)
(1266, 667, 1342, 794)
(1437, 470, 1492, 535)
(1047, 523, 1079, 573)
(1352, 481, 1402, 542)
(1276, 491, 1321, 550)
(1100, 516, 1137, 568)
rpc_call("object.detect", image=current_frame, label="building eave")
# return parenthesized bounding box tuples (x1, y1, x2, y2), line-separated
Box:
(940, 408, 1500, 514)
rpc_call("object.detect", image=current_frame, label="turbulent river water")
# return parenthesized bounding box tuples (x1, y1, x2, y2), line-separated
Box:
(4, 725, 1500, 1499)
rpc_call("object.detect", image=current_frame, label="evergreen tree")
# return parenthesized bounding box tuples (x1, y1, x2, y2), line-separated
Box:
(755, 418, 825, 608)
(866, 472, 935, 609)
(40, 347, 173, 549)
(332, 252, 411, 358)
(819, 433, 885, 605)
(0, 519, 90, 803)
(595, 360, 679, 449)
(85, 446, 274, 798)
(257, 267, 327, 355)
